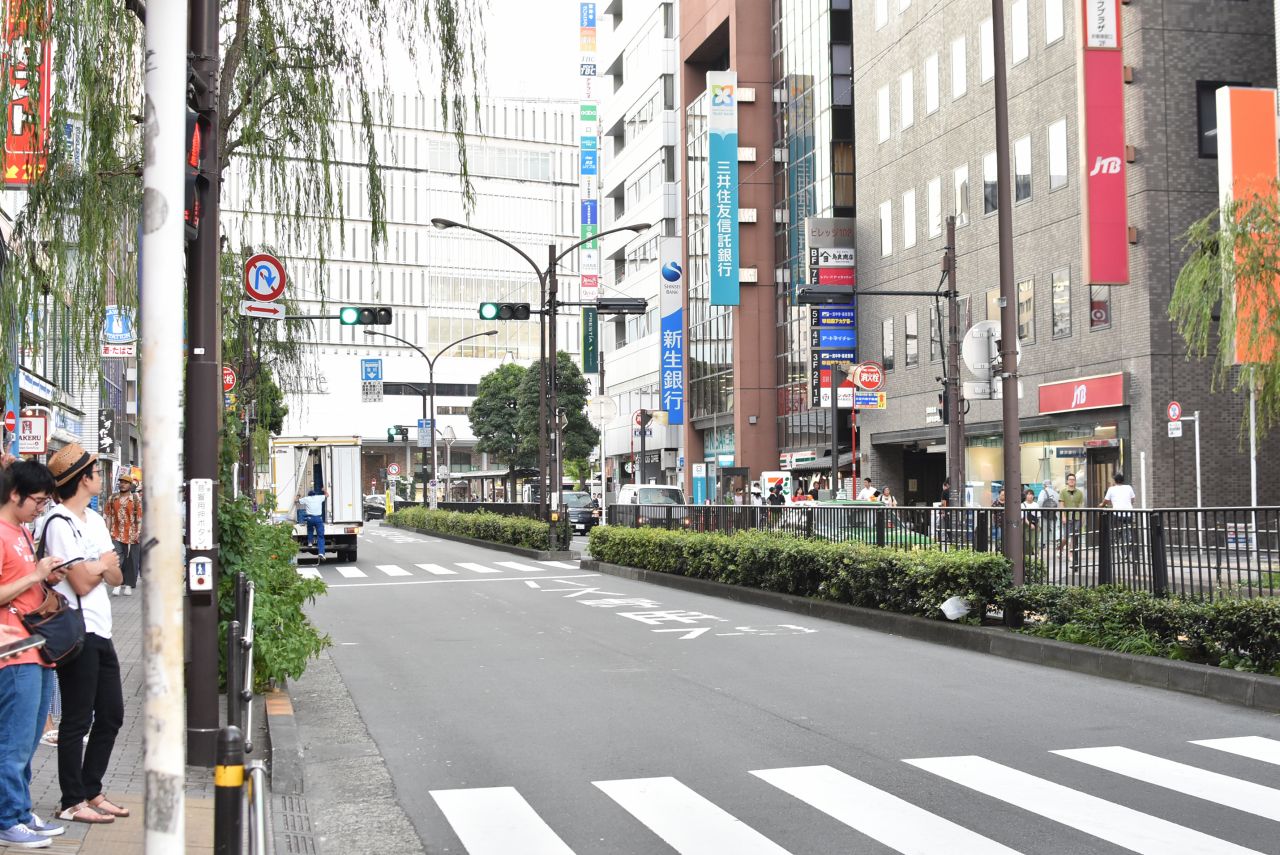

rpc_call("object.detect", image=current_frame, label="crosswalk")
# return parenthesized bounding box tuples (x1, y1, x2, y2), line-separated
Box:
(429, 735, 1280, 854)
(298, 558, 581, 582)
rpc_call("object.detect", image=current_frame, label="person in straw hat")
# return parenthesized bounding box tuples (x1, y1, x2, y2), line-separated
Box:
(39, 443, 129, 825)
(103, 471, 141, 597)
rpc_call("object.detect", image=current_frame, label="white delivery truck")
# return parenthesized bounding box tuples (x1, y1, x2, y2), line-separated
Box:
(270, 435, 364, 562)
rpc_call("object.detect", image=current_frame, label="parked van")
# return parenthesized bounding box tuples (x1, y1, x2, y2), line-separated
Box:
(616, 484, 687, 506)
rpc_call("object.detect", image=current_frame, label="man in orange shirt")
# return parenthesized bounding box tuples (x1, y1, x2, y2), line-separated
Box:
(104, 473, 141, 597)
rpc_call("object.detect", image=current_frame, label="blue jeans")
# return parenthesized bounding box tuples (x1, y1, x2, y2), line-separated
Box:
(0, 663, 54, 828)
(306, 514, 325, 555)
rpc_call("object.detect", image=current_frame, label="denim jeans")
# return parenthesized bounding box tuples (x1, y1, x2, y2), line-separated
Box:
(56, 633, 123, 810)
(305, 514, 325, 555)
(0, 663, 54, 828)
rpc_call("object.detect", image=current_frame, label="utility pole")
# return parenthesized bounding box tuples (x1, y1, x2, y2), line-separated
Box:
(944, 216, 966, 498)
(185, 0, 222, 767)
(637, 408, 652, 485)
(538, 245, 551, 524)
(598, 350, 607, 521)
(141, 0, 189, 847)
(547, 247, 562, 536)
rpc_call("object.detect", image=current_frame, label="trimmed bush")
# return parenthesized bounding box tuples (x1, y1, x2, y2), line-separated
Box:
(1006, 585, 1280, 676)
(389, 506, 551, 550)
(588, 526, 1011, 620)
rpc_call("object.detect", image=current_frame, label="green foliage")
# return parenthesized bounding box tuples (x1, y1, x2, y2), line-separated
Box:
(1006, 585, 1280, 676)
(516, 352, 600, 462)
(587, 527, 1012, 620)
(390, 506, 551, 550)
(470, 362, 531, 479)
(217, 495, 330, 692)
(565, 458, 592, 489)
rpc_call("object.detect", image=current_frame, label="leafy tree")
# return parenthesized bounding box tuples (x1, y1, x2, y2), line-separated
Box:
(469, 362, 530, 500)
(565, 458, 592, 490)
(1171, 186, 1280, 436)
(516, 352, 600, 465)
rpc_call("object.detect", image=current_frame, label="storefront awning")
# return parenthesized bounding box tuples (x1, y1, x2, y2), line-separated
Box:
(788, 451, 855, 472)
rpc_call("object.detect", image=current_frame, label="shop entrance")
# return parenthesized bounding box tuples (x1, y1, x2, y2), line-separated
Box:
(902, 448, 946, 506)
(1087, 446, 1120, 506)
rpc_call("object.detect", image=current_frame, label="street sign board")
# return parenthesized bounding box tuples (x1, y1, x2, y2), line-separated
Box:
(222, 365, 237, 393)
(1168, 420, 1183, 438)
(243, 253, 287, 302)
(361, 359, 383, 382)
(814, 247, 856, 266)
(854, 361, 885, 392)
(387, 462, 401, 477)
(239, 300, 286, 320)
(102, 306, 136, 344)
(854, 391, 888, 409)
(18, 416, 46, 454)
(3, 410, 14, 432)
(588, 395, 618, 425)
(361, 381, 383, 403)
(189, 478, 214, 551)
(418, 418, 433, 447)
(811, 328, 857, 349)
(101, 343, 136, 357)
(1167, 401, 1182, 422)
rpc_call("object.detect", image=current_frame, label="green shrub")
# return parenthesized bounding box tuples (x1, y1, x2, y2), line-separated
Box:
(389, 506, 551, 550)
(588, 526, 1011, 620)
(218, 496, 331, 692)
(1006, 585, 1280, 676)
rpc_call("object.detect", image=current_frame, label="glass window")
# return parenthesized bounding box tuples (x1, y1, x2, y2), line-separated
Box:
(983, 151, 998, 214)
(986, 288, 1001, 321)
(877, 84, 891, 143)
(882, 318, 895, 370)
(903, 189, 917, 248)
(1017, 278, 1035, 342)
(980, 18, 994, 83)
(1048, 118, 1068, 190)
(954, 163, 970, 226)
(880, 200, 893, 256)
(1197, 80, 1250, 158)
(1051, 268, 1071, 338)
(900, 70, 914, 130)
(1046, 0, 1064, 44)
(875, 0, 888, 29)
(1014, 135, 1032, 202)
(905, 311, 919, 366)
(951, 37, 967, 99)
(924, 53, 939, 114)
(927, 176, 942, 237)
(1012, 0, 1029, 64)
(1090, 286, 1112, 330)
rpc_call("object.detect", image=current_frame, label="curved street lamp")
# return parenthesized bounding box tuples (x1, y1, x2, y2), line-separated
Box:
(363, 328, 498, 507)
(431, 217, 651, 539)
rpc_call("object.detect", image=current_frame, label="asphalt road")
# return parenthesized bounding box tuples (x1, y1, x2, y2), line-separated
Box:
(301, 521, 1280, 855)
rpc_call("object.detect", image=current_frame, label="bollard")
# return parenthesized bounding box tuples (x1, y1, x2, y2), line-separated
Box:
(1098, 513, 1113, 586)
(226, 620, 242, 731)
(975, 510, 990, 553)
(214, 726, 244, 855)
(1149, 514, 1169, 597)
(874, 508, 887, 547)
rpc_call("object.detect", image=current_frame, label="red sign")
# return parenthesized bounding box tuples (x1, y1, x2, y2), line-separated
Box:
(3, 2, 52, 185)
(815, 267, 856, 286)
(1078, 0, 1129, 285)
(1038, 372, 1126, 415)
(243, 253, 287, 302)
(854, 362, 885, 392)
(1167, 401, 1182, 422)
(3, 410, 14, 432)
(222, 365, 237, 393)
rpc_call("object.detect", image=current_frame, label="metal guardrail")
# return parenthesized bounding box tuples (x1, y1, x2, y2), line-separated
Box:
(247, 760, 268, 855)
(606, 503, 1280, 600)
(226, 572, 257, 752)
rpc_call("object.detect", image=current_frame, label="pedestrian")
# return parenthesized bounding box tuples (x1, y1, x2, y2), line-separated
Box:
(103, 472, 141, 597)
(1101, 471, 1138, 562)
(940, 478, 953, 507)
(1037, 479, 1061, 551)
(1021, 488, 1039, 535)
(991, 487, 1007, 543)
(1101, 471, 1136, 510)
(766, 486, 785, 507)
(41, 443, 129, 825)
(0, 459, 70, 847)
(880, 486, 898, 507)
(297, 486, 328, 560)
(856, 477, 875, 501)
(1059, 472, 1085, 569)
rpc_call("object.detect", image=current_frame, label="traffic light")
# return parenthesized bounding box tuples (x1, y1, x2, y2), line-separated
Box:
(479, 302, 531, 321)
(183, 108, 207, 241)
(340, 306, 393, 325)
(386, 425, 408, 441)
(637, 409, 654, 428)
(938, 389, 951, 425)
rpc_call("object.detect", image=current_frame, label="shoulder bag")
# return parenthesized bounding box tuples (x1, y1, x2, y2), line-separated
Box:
(17, 516, 86, 666)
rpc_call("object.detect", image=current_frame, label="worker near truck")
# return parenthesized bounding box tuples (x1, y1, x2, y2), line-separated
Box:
(297, 487, 328, 560)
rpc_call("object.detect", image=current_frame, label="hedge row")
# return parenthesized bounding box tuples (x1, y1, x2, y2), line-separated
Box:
(587, 526, 1011, 620)
(1006, 585, 1280, 676)
(389, 506, 550, 550)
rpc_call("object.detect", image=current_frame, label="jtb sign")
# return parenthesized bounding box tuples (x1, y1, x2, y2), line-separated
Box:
(1078, 0, 1129, 285)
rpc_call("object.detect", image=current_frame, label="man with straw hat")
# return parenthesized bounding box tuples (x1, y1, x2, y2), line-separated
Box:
(103, 471, 141, 597)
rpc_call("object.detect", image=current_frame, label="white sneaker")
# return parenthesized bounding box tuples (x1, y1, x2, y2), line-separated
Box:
(122, 586, 133, 596)
(111, 586, 122, 597)
(0, 822, 52, 848)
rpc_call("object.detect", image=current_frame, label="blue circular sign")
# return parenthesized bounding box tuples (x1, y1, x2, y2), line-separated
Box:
(661, 261, 683, 282)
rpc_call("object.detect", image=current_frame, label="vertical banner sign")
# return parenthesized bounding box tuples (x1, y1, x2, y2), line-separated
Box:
(658, 239, 685, 425)
(707, 71, 740, 306)
(1216, 86, 1279, 364)
(581, 307, 599, 374)
(578, 2, 601, 284)
(1077, 0, 1129, 285)
(3, 0, 52, 185)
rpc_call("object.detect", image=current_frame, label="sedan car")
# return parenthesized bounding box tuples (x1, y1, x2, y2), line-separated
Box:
(560, 491, 601, 534)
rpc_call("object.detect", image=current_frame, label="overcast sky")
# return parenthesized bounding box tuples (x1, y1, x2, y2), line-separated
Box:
(472, 0, 582, 100)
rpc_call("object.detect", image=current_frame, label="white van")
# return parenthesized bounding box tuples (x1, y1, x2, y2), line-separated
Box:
(616, 484, 687, 506)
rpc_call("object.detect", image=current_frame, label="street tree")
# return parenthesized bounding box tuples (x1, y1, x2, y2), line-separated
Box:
(469, 362, 530, 500)
(516, 352, 601, 465)
(1171, 185, 1280, 436)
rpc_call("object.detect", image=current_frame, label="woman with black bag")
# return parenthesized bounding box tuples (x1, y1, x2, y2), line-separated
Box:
(0, 459, 70, 848)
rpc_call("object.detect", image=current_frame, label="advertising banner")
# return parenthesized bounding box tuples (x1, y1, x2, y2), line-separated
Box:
(1038, 372, 1126, 415)
(809, 307, 857, 327)
(804, 218, 857, 295)
(1078, 0, 1129, 285)
(3, 0, 52, 185)
(582, 307, 598, 374)
(707, 71, 739, 306)
(659, 239, 684, 425)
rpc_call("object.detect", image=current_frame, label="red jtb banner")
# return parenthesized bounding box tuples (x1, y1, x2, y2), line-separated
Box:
(2, 0, 51, 185)
(1078, 0, 1129, 285)
(1038, 372, 1126, 415)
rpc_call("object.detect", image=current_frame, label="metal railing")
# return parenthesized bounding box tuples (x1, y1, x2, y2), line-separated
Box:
(606, 503, 1280, 600)
(226, 572, 257, 752)
(247, 760, 269, 854)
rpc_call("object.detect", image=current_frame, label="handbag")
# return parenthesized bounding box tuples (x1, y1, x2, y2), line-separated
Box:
(19, 516, 87, 666)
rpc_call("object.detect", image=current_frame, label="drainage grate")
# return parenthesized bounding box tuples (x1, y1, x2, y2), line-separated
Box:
(273, 793, 318, 854)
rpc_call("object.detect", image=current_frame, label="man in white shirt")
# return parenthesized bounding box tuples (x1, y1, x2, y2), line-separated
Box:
(1102, 472, 1136, 510)
(856, 478, 876, 501)
(297, 487, 328, 559)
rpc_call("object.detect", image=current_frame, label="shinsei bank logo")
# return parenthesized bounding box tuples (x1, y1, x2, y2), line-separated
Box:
(1089, 156, 1123, 176)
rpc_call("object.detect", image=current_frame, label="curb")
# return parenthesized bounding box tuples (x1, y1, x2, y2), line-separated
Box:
(390, 523, 576, 561)
(581, 558, 1280, 714)
(265, 682, 305, 794)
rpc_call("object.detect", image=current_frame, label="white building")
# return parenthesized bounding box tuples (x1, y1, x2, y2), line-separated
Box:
(598, 0, 683, 488)
(222, 95, 583, 497)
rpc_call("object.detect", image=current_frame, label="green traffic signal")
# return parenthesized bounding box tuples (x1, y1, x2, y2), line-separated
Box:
(478, 302, 530, 321)
(340, 306, 393, 325)
(479, 302, 500, 320)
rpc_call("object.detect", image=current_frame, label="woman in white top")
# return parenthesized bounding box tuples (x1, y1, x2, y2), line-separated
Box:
(1020, 488, 1039, 535)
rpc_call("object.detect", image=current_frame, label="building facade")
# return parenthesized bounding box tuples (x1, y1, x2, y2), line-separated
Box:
(851, 0, 1279, 507)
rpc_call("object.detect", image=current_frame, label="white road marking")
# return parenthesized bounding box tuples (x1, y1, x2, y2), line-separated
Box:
(334, 566, 367, 579)
(594, 776, 793, 855)
(753, 764, 1022, 854)
(431, 787, 575, 855)
(296, 567, 321, 580)
(496, 561, 547, 572)
(539, 561, 579, 569)
(652, 628, 711, 640)
(525, 581, 542, 588)
(457, 562, 501, 574)
(324, 573, 601, 589)
(1192, 737, 1280, 767)
(414, 563, 457, 575)
(1053, 746, 1280, 821)
(906, 755, 1264, 855)
(375, 564, 412, 577)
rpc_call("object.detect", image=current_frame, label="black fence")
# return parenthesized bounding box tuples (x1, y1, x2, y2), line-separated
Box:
(605, 503, 1280, 600)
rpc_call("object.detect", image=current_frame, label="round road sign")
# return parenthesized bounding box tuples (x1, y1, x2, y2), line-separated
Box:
(588, 395, 618, 426)
(244, 253, 287, 302)
(222, 365, 237, 393)
(3, 410, 15, 432)
(387, 462, 401, 477)
(854, 362, 886, 392)
(1167, 401, 1182, 422)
